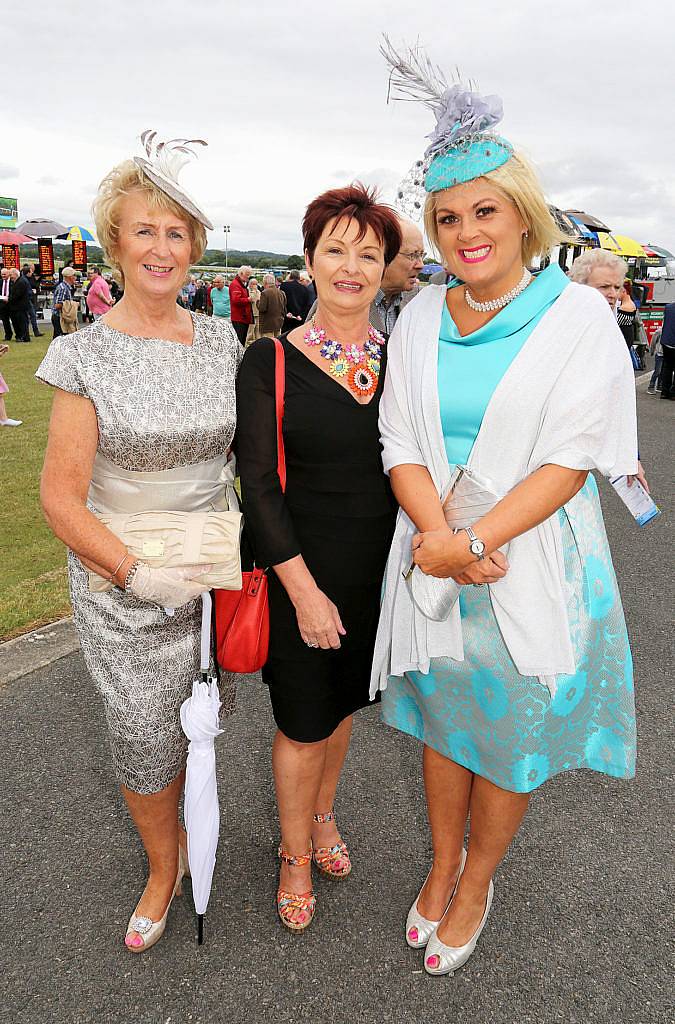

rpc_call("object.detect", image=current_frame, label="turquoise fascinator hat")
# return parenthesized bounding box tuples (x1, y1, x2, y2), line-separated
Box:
(380, 37, 513, 216)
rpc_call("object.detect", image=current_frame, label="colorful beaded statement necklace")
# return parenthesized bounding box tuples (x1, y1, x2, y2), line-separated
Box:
(303, 318, 385, 398)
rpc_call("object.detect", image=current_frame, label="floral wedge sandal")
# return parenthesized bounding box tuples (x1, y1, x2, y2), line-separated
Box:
(312, 811, 352, 879)
(276, 847, 317, 932)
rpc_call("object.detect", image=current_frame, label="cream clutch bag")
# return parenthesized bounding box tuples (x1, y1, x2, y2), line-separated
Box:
(88, 509, 243, 592)
(405, 466, 503, 621)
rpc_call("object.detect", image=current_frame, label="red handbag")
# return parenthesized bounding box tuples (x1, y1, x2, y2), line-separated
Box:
(214, 338, 285, 673)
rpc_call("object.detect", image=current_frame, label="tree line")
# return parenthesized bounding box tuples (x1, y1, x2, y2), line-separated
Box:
(18, 243, 304, 270)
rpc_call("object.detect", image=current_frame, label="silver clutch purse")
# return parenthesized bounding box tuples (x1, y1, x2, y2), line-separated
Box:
(405, 466, 503, 621)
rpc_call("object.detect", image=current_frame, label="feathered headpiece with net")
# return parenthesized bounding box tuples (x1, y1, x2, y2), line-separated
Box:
(380, 37, 513, 218)
(134, 131, 213, 229)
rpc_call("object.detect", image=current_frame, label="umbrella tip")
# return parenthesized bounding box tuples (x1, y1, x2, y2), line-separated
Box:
(197, 913, 204, 945)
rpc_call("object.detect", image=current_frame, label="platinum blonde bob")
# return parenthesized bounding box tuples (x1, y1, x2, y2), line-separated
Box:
(423, 151, 568, 267)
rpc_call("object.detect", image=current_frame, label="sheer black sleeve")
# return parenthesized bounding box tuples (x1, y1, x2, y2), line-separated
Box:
(235, 338, 301, 566)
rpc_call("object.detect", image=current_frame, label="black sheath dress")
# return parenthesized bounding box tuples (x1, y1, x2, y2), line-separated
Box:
(235, 334, 398, 742)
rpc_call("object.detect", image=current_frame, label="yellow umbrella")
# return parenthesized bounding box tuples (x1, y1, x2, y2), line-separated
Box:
(597, 233, 647, 258)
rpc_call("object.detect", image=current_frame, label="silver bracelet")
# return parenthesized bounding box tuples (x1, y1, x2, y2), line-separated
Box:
(123, 559, 142, 591)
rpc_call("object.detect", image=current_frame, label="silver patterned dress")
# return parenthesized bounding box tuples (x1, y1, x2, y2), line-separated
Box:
(36, 313, 241, 794)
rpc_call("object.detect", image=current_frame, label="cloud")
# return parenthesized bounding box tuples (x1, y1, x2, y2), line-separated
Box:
(37, 176, 62, 187)
(539, 156, 675, 248)
(2, 1, 674, 251)
(356, 167, 405, 198)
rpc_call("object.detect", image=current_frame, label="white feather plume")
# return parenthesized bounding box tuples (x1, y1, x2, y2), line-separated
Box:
(139, 130, 208, 184)
(380, 35, 449, 111)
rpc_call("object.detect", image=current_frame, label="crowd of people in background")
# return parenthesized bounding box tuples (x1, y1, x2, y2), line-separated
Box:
(175, 265, 319, 346)
(568, 247, 674, 401)
(1, 243, 673, 412)
(0, 259, 324, 351)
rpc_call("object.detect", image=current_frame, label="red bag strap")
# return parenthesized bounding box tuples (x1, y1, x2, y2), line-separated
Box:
(273, 337, 286, 493)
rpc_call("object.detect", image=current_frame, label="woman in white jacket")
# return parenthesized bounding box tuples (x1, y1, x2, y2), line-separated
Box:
(375, 43, 638, 976)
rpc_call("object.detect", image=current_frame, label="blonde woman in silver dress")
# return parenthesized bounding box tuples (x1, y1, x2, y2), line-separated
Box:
(37, 137, 240, 953)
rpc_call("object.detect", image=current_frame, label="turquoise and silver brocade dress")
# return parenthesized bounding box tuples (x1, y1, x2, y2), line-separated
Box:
(381, 266, 637, 793)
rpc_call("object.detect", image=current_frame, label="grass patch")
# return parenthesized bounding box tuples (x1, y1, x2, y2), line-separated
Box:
(1, 327, 72, 639)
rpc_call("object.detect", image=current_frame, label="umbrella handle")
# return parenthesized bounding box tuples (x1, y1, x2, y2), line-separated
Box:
(197, 913, 204, 945)
(200, 592, 212, 674)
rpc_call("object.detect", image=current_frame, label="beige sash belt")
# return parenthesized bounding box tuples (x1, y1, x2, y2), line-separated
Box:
(88, 451, 237, 515)
(87, 452, 242, 592)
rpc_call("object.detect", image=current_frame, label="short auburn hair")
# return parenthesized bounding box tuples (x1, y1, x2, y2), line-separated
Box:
(303, 183, 402, 266)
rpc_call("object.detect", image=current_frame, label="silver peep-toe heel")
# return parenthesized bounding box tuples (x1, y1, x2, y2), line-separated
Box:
(405, 848, 467, 949)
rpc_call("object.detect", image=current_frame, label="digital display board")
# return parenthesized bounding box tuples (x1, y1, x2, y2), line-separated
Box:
(71, 239, 88, 272)
(38, 238, 55, 276)
(0, 197, 18, 229)
(1, 244, 20, 269)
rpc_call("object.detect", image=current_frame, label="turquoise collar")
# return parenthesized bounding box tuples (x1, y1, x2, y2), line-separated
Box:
(442, 264, 569, 345)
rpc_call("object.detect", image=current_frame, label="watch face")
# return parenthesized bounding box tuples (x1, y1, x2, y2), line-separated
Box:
(470, 538, 485, 557)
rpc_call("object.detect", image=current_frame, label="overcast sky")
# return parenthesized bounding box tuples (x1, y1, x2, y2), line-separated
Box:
(3, 1, 674, 255)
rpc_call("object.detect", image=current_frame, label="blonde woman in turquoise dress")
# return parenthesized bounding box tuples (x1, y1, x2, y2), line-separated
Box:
(373, 44, 638, 977)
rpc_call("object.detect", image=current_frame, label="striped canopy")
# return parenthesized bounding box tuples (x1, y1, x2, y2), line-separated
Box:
(643, 243, 674, 260)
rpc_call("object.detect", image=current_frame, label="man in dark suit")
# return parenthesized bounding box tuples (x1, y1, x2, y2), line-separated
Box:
(280, 269, 312, 333)
(8, 268, 32, 342)
(22, 263, 43, 336)
(659, 302, 675, 400)
(0, 268, 13, 340)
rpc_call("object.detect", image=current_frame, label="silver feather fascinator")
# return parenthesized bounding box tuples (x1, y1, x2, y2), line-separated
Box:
(134, 131, 214, 230)
(380, 37, 513, 218)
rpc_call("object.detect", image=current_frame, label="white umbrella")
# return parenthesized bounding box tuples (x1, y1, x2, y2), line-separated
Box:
(179, 591, 223, 944)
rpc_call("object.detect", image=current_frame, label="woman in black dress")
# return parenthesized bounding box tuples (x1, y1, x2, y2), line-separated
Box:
(236, 185, 401, 930)
(616, 279, 638, 351)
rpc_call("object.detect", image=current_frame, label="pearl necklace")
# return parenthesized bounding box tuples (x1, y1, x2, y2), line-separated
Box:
(303, 318, 385, 398)
(465, 268, 532, 313)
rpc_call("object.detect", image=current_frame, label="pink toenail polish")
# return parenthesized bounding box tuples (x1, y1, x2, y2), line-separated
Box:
(408, 928, 419, 941)
(426, 955, 439, 969)
(131, 935, 143, 947)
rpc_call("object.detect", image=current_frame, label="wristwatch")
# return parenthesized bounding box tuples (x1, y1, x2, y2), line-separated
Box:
(462, 526, 486, 561)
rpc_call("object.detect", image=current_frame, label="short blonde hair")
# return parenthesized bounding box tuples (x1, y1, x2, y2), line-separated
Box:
(423, 151, 568, 267)
(92, 159, 207, 284)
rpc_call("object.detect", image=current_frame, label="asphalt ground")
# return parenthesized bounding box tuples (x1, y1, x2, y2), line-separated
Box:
(0, 377, 672, 1024)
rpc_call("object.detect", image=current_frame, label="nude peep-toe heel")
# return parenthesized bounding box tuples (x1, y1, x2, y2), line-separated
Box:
(406, 848, 467, 949)
(312, 811, 352, 879)
(125, 849, 187, 954)
(277, 847, 317, 932)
